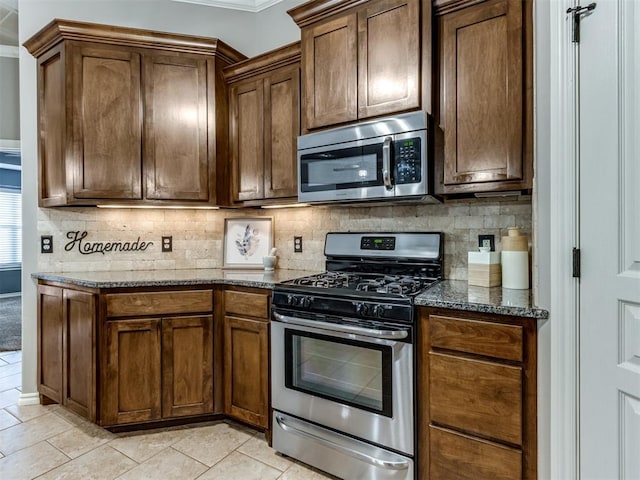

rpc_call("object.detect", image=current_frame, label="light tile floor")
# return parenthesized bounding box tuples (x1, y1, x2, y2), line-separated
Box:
(0, 351, 335, 480)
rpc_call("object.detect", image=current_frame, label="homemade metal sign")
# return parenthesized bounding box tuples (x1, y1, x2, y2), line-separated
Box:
(64, 231, 154, 255)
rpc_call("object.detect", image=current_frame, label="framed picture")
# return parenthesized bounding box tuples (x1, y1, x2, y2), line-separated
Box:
(223, 217, 273, 269)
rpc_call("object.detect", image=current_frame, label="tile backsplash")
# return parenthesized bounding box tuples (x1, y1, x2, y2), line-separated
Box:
(37, 197, 532, 281)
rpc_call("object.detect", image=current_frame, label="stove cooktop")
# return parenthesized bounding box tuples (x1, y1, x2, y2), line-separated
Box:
(285, 271, 436, 297)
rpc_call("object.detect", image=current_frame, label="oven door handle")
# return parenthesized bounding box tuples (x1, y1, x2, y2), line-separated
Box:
(275, 412, 411, 471)
(272, 312, 408, 340)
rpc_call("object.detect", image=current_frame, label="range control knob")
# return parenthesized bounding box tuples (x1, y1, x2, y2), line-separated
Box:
(372, 304, 385, 318)
(355, 303, 369, 317)
(286, 294, 295, 306)
(299, 296, 312, 308)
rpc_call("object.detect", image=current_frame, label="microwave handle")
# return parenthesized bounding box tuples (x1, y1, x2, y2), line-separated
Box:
(382, 137, 393, 190)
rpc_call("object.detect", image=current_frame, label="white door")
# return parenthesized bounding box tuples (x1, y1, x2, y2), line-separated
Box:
(579, 0, 640, 478)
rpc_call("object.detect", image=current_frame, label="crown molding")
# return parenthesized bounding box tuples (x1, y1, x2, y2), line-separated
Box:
(172, 0, 283, 13)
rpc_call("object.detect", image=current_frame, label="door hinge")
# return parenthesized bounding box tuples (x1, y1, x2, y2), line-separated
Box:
(567, 3, 597, 43)
(572, 247, 581, 278)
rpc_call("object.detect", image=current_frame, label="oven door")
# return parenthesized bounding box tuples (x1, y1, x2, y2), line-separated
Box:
(271, 312, 414, 455)
(298, 135, 396, 203)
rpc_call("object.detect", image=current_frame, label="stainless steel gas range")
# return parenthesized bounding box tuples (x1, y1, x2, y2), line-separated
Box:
(271, 232, 444, 480)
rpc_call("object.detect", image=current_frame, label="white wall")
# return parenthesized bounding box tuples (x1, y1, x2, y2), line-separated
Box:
(17, 0, 303, 401)
(0, 56, 20, 140)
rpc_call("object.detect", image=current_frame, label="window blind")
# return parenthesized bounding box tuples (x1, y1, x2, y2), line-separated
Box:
(0, 187, 21, 268)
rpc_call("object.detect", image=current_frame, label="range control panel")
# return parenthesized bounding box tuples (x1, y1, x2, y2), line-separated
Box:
(394, 137, 422, 185)
(360, 236, 396, 251)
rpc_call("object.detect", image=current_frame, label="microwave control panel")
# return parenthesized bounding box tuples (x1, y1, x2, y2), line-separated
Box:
(394, 137, 422, 184)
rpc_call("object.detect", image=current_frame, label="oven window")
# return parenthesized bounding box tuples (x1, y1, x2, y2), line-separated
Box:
(284, 329, 393, 417)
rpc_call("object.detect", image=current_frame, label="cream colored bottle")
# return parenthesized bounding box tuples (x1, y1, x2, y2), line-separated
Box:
(501, 227, 529, 289)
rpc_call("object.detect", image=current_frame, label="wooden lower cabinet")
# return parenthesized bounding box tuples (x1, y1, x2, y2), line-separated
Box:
(38, 285, 64, 404)
(223, 315, 268, 428)
(37, 282, 271, 433)
(37, 285, 96, 420)
(162, 315, 214, 418)
(419, 308, 537, 480)
(222, 288, 270, 429)
(430, 426, 522, 480)
(102, 314, 214, 425)
(103, 318, 162, 425)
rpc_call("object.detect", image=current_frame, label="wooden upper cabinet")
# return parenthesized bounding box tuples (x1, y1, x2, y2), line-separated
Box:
(70, 44, 143, 200)
(230, 78, 265, 201)
(435, 0, 532, 195)
(289, 0, 426, 131)
(264, 66, 300, 199)
(302, 14, 358, 129)
(225, 42, 300, 206)
(143, 54, 209, 201)
(357, 0, 421, 119)
(24, 19, 246, 207)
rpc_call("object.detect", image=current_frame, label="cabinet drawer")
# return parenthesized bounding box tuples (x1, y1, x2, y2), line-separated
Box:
(429, 352, 522, 445)
(224, 290, 269, 319)
(106, 290, 213, 317)
(430, 315, 523, 362)
(430, 426, 522, 480)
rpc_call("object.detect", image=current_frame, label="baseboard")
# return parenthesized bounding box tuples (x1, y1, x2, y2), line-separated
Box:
(18, 392, 40, 406)
(0, 292, 21, 299)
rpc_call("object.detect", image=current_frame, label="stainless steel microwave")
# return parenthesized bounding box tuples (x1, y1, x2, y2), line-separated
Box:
(297, 111, 437, 204)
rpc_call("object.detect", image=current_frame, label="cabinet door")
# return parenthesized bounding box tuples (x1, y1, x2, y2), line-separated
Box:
(357, 0, 421, 119)
(37, 285, 63, 403)
(103, 319, 161, 425)
(301, 13, 358, 130)
(430, 426, 522, 480)
(223, 315, 268, 428)
(429, 352, 523, 445)
(162, 315, 214, 418)
(69, 43, 142, 200)
(229, 78, 265, 202)
(439, 0, 524, 191)
(37, 44, 67, 207)
(63, 289, 95, 420)
(143, 54, 209, 201)
(264, 66, 300, 199)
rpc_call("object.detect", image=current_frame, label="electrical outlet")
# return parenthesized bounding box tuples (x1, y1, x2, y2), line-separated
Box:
(162, 236, 172, 252)
(41, 235, 53, 254)
(478, 234, 495, 251)
(294, 236, 303, 253)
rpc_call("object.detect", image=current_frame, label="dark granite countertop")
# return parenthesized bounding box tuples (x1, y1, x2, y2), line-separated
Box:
(33, 271, 549, 319)
(415, 280, 549, 319)
(32, 268, 319, 290)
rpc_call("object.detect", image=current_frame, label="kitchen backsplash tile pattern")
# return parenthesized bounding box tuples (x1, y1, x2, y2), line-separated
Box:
(37, 197, 532, 280)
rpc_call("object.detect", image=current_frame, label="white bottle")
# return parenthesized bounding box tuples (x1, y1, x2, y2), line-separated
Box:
(501, 227, 529, 289)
